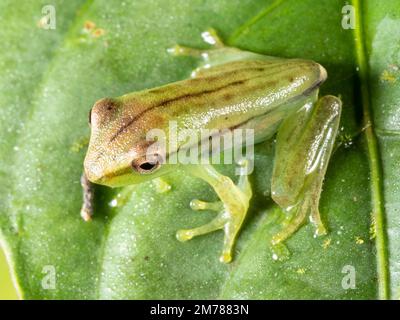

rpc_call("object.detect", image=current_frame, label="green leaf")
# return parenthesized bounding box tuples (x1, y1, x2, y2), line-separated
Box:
(0, 0, 398, 299)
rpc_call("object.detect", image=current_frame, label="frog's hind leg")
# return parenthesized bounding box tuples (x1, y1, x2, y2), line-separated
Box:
(176, 160, 252, 263)
(270, 95, 342, 245)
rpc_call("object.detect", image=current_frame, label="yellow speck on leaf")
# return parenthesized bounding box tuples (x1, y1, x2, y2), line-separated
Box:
(84, 20, 96, 31)
(355, 236, 364, 245)
(70, 136, 89, 153)
(92, 28, 105, 38)
(380, 70, 397, 83)
(296, 268, 306, 275)
(322, 238, 331, 249)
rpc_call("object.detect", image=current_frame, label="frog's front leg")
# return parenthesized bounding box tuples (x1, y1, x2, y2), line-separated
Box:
(167, 28, 258, 78)
(176, 160, 252, 263)
(271, 95, 342, 245)
(167, 28, 224, 58)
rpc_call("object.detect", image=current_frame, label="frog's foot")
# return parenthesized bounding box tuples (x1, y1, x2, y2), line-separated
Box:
(271, 196, 327, 246)
(168, 28, 259, 78)
(270, 95, 341, 247)
(167, 28, 225, 57)
(167, 28, 239, 77)
(177, 160, 252, 263)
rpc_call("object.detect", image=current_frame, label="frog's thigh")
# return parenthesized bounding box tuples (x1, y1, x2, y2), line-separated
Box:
(271, 95, 342, 244)
(177, 161, 252, 263)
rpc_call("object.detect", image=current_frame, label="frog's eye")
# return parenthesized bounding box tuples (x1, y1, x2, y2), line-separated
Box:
(131, 155, 162, 174)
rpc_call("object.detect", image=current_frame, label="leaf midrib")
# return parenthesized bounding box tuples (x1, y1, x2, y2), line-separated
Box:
(221, 0, 391, 299)
(352, 0, 390, 299)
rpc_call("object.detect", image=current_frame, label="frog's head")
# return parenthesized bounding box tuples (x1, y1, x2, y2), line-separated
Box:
(84, 97, 172, 187)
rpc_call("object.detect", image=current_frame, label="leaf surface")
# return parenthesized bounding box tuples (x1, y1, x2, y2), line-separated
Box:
(0, 0, 398, 299)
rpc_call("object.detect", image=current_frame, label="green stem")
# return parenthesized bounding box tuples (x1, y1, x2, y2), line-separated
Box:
(227, 0, 286, 45)
(352, 0, 389, 299)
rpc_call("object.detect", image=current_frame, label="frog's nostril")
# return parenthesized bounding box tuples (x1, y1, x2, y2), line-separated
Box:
(89, 98, 118, 128)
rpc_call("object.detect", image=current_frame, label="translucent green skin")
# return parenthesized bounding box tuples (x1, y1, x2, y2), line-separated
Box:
(82, 30, 342, 263)
(85, 50, 326, 186)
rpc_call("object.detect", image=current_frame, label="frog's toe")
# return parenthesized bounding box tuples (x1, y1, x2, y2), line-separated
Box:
(314, 224, 328, 237)
(176, 213, 239, 264)
(271, 203, 308, 246)
(310, 208, 328, 237)
(189, 199, 223, 212)
(271, 199, 328, 245)
(177, 197, 249, 263)
(201, 28, 225, 48)
(312, 219, 328, 238)
(220, 251, 232, 264)
(167, 44, 203, 57)
(176, 215, 225, 242)
(176, 229, 194, 242)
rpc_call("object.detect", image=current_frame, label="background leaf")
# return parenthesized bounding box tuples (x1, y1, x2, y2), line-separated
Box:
(0, 0, 398, 299)
(363, 0, 400, 299)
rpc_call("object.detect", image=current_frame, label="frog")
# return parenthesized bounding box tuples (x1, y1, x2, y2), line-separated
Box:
(81, 28, 342, 263)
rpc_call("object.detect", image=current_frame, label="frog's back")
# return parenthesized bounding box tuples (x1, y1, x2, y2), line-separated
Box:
(105, 57, 325, 145)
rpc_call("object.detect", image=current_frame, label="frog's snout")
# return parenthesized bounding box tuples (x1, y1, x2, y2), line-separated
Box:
(83, 150, 112, 185)
(83, 159, 106, 185)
